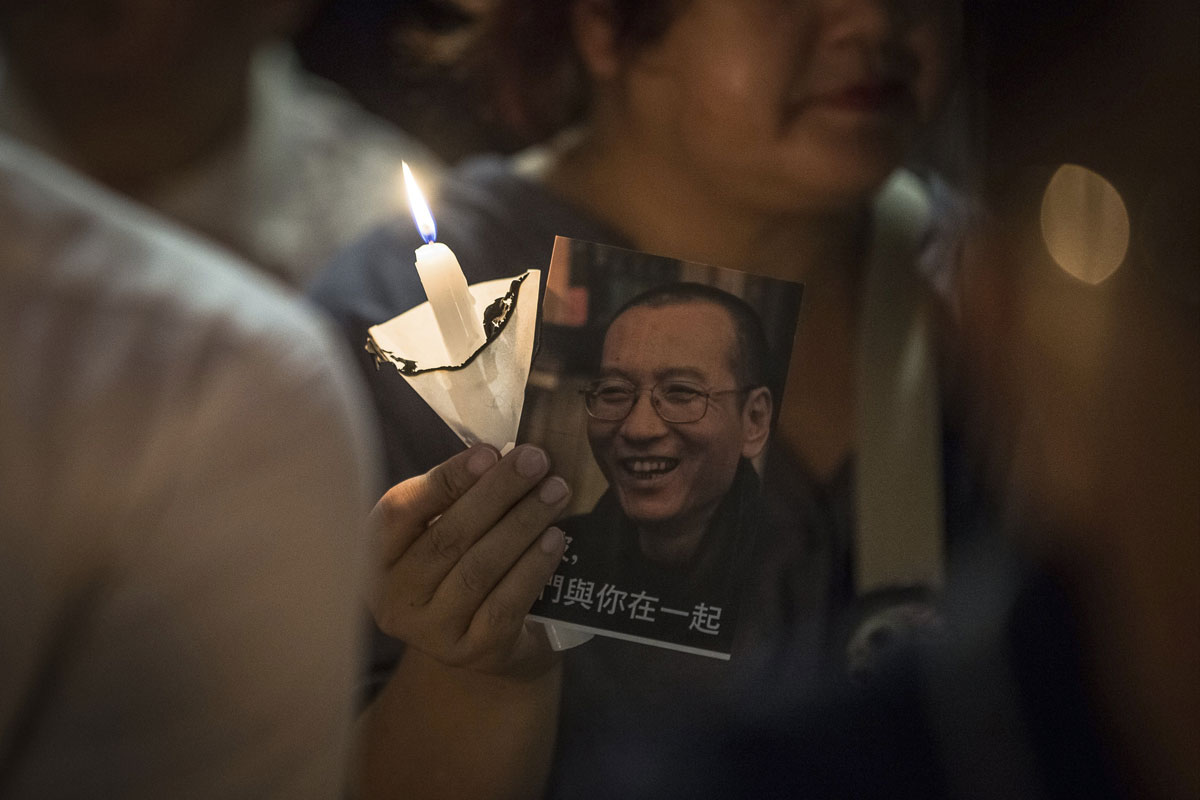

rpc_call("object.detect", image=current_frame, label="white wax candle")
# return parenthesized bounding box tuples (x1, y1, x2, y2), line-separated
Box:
(402, 161, 487, 363)
(414, 241, 486, 363)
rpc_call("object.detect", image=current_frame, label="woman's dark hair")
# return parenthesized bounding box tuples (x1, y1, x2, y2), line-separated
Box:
(460, 0, 683, 143)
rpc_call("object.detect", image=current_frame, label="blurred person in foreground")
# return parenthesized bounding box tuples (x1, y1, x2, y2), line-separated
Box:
(310, 0, 985, 797)
(0, 130, 377, 797)
(948, 4, 1200, 795)
(0, 0, 440, 286)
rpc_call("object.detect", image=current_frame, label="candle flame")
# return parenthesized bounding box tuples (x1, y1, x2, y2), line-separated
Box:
(402, 162, 437, 244)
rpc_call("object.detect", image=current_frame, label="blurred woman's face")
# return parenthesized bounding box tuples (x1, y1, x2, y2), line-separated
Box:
(613, 0, 960, 212)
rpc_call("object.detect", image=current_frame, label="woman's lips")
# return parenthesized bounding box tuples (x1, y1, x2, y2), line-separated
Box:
(802, 81, 915, 114)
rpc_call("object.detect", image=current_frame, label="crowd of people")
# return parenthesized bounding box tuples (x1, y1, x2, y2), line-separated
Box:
(2, 1, 1195, 799)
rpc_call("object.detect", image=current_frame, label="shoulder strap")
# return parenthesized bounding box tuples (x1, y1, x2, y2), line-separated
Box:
(854, 170, 946, 593)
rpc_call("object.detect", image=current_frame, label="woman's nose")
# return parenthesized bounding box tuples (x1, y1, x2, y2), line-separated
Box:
(820, 0, 904, 44)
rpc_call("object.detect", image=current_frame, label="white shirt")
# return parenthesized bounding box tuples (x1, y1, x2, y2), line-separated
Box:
(0, 135, 379, 799)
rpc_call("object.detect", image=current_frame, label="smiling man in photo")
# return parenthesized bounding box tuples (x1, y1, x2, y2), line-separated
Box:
(533, 282, 775, 656)
(585, 284, 773, 565)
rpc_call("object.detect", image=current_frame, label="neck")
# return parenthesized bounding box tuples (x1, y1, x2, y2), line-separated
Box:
(542, 127, 872, 287)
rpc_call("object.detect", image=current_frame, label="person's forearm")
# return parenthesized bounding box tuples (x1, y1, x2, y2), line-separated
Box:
(355, 647, 562, 800)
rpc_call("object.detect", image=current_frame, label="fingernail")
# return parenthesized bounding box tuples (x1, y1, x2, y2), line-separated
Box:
(540, 527, 564, 554)
(516, 446, 548, 479)
(467, 447, 498, 476)
(538, 476, 569, 505)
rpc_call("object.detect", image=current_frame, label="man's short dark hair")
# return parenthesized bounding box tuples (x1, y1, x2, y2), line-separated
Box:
(610, 282, 775, 400)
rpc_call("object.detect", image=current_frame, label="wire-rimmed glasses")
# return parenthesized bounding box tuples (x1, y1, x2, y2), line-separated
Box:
(580, 379, 750, 424)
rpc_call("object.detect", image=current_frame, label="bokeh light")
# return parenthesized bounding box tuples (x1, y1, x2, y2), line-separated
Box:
(1040, 164, 1131, 285)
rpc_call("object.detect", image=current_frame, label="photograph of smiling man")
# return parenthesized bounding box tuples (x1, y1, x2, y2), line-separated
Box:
(523, 238, 802, 659)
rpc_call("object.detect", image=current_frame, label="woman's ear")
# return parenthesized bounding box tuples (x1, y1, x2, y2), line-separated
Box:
(740, 387, 773, 460)
(571, 0, 621, 80)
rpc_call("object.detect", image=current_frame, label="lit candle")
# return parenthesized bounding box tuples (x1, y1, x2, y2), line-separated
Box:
(403, 162, 487, 363)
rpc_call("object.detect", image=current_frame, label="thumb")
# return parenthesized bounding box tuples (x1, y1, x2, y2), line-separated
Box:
(370, 445, 500, 566)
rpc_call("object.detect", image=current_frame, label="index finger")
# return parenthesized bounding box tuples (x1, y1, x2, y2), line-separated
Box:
(370, 445, 500, 567)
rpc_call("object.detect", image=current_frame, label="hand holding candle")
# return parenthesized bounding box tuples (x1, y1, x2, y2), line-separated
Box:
(365, 185, 589, 651)
(402, 162, 487, 364)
